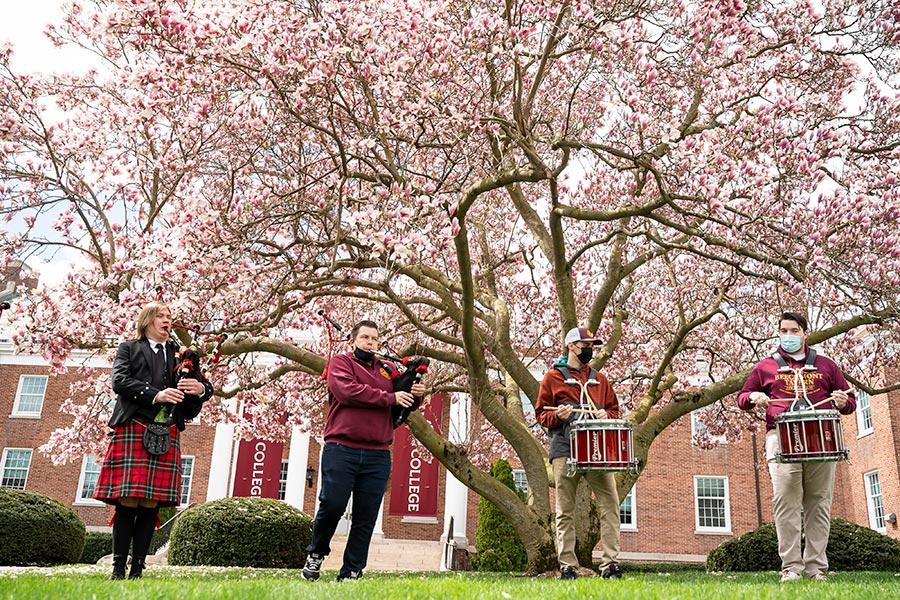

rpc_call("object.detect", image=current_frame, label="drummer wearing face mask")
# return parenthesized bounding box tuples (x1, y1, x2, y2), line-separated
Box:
(737, 311, 856, 582)
(534, 327, 622, 581)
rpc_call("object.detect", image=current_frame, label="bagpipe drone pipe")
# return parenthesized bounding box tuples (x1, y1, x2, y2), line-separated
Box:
(152, 287, 226, 426)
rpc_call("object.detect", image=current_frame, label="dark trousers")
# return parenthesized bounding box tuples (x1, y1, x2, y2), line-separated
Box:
(306, 442, 391, 576)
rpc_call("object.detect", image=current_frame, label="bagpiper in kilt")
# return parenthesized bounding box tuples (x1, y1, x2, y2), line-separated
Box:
(95, 302, 213, 580)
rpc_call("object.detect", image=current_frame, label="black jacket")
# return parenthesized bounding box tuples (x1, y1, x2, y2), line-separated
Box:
(108, 338, 213, 431)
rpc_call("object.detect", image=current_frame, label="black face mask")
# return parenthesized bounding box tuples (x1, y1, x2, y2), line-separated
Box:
(577, 346, 593, 365)
(354, 347, 375, 363)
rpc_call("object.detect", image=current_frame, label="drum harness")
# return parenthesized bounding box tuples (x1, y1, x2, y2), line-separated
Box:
(555, 364, 605, 464)
(554, 364, 605, 420)
(772, 349, 817, 411)
(772, 350, 817, 456)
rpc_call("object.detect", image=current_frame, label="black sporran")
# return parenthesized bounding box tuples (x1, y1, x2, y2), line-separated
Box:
(142, 422, 172, 456)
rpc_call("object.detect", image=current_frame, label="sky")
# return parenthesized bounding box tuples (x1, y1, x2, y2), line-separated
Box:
(1, 1, 100, 287)
(0, 0, 97, 74)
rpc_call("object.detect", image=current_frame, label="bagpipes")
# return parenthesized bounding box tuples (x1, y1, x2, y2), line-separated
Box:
(149, 287, 226, 425)
(379, 348, 430, 428)
(145, 346, 208, 455)
(173, 346, 203, 397)
(318, 310, 429, 428)
(143, 287, 224, 456)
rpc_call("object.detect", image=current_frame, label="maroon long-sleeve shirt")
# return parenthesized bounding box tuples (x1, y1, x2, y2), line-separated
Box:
(737, 347, 856, 431)
(324, 352, 398, 450)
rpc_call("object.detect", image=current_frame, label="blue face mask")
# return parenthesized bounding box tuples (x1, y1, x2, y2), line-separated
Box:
(780, 335, 804, 353)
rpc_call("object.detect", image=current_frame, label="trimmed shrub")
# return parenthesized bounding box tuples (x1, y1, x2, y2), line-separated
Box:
(707, 519, 900, 572)
(706, 523, 780, 572)
(825, 518, 900, 571)
(79, 531, 113, 564)
(471, 459, 528, 572)
(168, 497, 312, 567)
(0, 488, 85, 566)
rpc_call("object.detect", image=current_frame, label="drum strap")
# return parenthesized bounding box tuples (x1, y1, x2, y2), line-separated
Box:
(790, 367, 814, 410)
(554, 365, 598, 384)
(554, 365, 600, 418)
(771, 348, 817, 372)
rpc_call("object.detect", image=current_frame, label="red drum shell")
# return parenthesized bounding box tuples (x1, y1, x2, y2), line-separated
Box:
(775, 409, 848, 463)
(568, 419, 636, 472)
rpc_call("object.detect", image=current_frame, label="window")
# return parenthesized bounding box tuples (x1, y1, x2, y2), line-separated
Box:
(620, 487, 636, 530)
(180, 456, 194, 506)
(864, 471, 886, 533)
(1, 449, 33, 489)
(694, 476, 731, 533)
(279, 460, 289, 501)
(511, 469, 528, 496)
(12, 375, 48, 417)
(856, 391, 873, 437)
(76, 455, 103, 503)
(691, 406, 726, 445)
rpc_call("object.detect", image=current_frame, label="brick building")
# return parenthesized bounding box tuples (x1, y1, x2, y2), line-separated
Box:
(1, 286, 897, 562)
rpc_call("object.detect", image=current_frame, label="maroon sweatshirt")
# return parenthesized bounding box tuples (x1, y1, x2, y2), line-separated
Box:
(324, 352, 398, 450)
(737, 347, 856, 431)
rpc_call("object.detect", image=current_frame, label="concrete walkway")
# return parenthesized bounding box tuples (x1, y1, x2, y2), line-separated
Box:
(322, 536, 443, 572)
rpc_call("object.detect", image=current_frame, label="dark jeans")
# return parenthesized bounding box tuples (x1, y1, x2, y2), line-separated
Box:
(306, 442, 391, 576)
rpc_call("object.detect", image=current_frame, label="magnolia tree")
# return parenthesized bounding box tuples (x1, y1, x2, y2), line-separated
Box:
(2, 0, 899, 572)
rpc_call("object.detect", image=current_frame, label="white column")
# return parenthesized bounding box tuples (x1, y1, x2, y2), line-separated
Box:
(284, 427, 310, 510)
(206, 419, 236, 501)
(440, 394, 470, 570)
(373, 497, 385, 538)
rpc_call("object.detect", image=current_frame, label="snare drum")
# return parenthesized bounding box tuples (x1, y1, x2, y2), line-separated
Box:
(567, 419, 638, 474)
(775, 409, 848, 463)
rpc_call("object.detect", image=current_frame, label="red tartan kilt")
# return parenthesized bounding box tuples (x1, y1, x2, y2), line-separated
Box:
(94, 420, 182, 506)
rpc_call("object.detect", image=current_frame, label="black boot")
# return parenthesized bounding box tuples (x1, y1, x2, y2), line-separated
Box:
(111, 555, 127, 580)
(111, 504, 138, 580)
(129, 506, 158, 579)
(128, 556, 146, 579)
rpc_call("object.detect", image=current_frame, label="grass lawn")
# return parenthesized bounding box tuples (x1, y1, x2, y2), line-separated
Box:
(0, 566, 897, 599)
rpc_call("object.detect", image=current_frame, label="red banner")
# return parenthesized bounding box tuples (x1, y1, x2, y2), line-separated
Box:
(389, 393, 443, 517)
(232, 437, 284, 498)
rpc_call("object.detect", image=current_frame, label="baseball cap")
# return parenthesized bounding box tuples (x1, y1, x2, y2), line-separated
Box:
(564, 327, 601, 345)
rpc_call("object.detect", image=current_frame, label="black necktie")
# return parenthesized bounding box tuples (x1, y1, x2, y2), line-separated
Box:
(154, 343, 167, 387)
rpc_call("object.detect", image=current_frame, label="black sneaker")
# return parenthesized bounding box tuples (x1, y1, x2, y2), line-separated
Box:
(601, 562, 622, 579)
(559, 565, 578, 580)
(337, 569, 363, 581)
(302, 553, 324, 581)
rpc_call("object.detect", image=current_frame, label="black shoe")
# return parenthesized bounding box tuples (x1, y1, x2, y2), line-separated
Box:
(601, 562, 622, 579)
(559, 565, 578, 580)
(336, 569, 363, 581)
(110, 555, 127, 580)
(127, 556, 145, 579)
(302, 553, 324, 581)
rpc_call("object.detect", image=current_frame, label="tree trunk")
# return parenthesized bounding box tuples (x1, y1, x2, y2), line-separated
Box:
(406, 412, 558, 573)
(573, 479, 603, 569)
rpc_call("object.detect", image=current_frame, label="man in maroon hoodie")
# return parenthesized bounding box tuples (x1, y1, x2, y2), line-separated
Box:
(738, 312, 855, 582)
(301, 320, 425, 582)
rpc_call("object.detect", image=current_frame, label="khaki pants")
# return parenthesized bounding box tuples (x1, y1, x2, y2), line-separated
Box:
(551, 457, 620, 569)
(765, 430, 836, 577)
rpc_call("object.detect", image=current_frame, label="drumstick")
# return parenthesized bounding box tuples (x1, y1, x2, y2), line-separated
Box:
(811, 395, 851, 409)
(768, 397, 845, 409)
